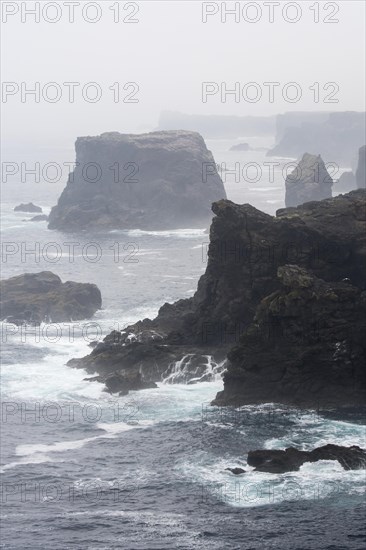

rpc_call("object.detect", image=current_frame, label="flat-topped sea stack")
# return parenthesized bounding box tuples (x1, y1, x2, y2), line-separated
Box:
(48, 130, 226, 232)
(285, 153, 333, 207)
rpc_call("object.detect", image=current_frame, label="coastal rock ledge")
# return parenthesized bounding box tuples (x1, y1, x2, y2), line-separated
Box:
(69, 190, 366, 407)
(48, 130, 226, 231)
(0, 271, 101, 324)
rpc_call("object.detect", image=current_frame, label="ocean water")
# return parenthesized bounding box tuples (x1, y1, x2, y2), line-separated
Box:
(1, 139, 365, 549)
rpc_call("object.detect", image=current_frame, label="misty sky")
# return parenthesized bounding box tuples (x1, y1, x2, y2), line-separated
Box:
(1, 0, 365, 158)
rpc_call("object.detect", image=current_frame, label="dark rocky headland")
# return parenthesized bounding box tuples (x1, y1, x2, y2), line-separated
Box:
(69, 190, 366, 407)
(48, 130, 226, 232)
(0, 271, 102, 324)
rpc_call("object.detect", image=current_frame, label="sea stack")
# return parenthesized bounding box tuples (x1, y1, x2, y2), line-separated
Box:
(48, 130, 226, 232)
(285, 153, 333, 207)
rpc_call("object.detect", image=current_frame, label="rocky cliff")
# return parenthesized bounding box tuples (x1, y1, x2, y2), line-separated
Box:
(214, 265, 366, 408)
(48, 131, 226, 231)
(268, 111, 365, 165)
(285, 153, 333, 207)
(70, 190, 366, 405)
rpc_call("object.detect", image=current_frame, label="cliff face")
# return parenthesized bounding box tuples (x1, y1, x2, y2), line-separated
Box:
(48, 131, 226, 231)
(285, 153, 333, 207)
(268, 111, 365, 165)
(70, 190, 366, 405)
(214, 265, 366, 408)
(275, 111, 331, 142)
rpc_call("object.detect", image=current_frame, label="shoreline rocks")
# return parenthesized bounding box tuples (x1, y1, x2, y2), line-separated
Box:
(68, 190, 366, 408)
(48, 130, 226, 232)
(247, 444, 366, 473)
(0, 271, 102, 324)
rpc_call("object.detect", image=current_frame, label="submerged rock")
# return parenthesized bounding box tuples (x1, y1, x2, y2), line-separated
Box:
(247, 444, 366, 473)
(14, 202, 42, 213)
(285, 153, 333, 207)
(48, 130, 226, 231)
(225, 468, 246, 475)
(0, 271, 101, 324)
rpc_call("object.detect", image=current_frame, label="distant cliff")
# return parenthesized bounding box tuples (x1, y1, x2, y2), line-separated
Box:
(268, 111, 365, 165)
(70, 190, 366, 407)
(48, 130, 226, 232)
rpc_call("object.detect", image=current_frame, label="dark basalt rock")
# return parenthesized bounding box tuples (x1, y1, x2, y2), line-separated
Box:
(48, 130, 226, 231)
(86, 371, 157, 396)
(229, 143, 250, 152)
(14, 202, 42, 213)
(225, 468, 246, 475)
(285, 153, 333, 207)
(247, 444, 366, 473)
(69, 190, 366, 408)
(213, 265, 366, 407)
(0, 271, 101, 324)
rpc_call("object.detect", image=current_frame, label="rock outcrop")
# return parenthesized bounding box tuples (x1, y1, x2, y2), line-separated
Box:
(214, 265, 366, 408)
(48, 130, 226, 232)
(69, 190, 366, 405)
(285, 153, 333, 207)
(268, 111, 365, 165)
(356, 145, 366, 188)
(14, 203, 42, 213)
(247, 445, 366, 473)
(85, 371, 157, 396)
(0, 271, 101, 324)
